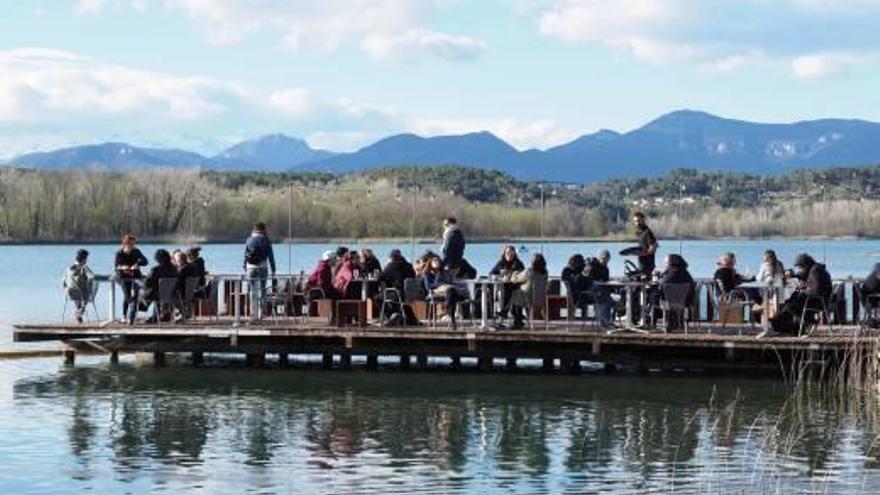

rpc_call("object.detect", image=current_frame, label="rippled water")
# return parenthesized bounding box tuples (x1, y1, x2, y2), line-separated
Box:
(2, 241, 880, 493)
(1, 357, 879, 494)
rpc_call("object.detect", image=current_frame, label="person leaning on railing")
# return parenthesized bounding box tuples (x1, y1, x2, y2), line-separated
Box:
(115, 234, 148, 325)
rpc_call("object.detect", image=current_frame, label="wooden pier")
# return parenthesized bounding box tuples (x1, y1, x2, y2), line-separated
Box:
(13, 319, 880, 375)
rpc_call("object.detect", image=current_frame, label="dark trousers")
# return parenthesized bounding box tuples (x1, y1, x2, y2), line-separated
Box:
(120, 278, 139, 321)
(499, 283, 519, 317)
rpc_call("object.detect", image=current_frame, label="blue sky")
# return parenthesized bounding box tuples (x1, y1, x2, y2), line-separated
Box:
(1, 0, 879, 157)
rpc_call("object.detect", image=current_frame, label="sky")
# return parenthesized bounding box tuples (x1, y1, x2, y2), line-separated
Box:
(1, 0, 880, 158)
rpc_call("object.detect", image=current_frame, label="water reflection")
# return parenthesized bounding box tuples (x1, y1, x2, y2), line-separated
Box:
(12, 366, 880, 493)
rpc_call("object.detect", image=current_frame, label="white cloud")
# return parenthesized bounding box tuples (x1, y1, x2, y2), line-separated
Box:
(407, 117, 578, 150)
(789, 52, 867, 79)
(362, 29, 488, 61)
(164, 0, 487, 61)
(73, 0, 108, 16)
(268, 88, 314, 117)
(0, 47, 242, 122)
(539, 0, 697, 63)
(699, 50, 766, 74)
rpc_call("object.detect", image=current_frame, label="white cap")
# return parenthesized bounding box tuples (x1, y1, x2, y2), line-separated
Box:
(322, 250, 335, 261)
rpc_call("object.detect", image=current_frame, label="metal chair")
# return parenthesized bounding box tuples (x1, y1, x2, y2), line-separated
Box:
(563, 279, 593, 331)
(379, 288, 404, 327)
(800, 284, 842, 337)
(861, 293, 880, 331)
(713, 282, 755, 334)
(62, 277, 100, 323)
(264, 277, 296, 323)
(660, 283, 693, 334)
(156, 278, 181, 325)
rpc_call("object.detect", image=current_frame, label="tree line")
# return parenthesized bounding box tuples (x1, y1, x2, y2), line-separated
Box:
(1, 164, 878, 242)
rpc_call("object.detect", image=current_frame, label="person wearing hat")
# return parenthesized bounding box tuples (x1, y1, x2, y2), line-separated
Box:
(305, 250, 341, 300)
(769, 253, 832, 336)
(63, 249, 95, 323)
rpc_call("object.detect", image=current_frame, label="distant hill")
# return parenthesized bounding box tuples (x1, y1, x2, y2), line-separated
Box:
(10, 142, 206, 170)
(207, 133, 335, 171)
(8, 110, 880, 182)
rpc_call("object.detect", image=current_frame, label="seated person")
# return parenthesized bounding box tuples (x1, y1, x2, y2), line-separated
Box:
(173, 250, 201, 319)
(186, 246, 210, 298)
(647, 254, 695, 330)
(333, 251, 361, 299)
(770, 253, 832, 335)
(587, 249, 614, 328)
(421, 256, 465, 330)
(757, 249, 785, 285)
(305, 251, 341, 300)
(377, 249, 419, 325)
(714, 252, 758, 305)
(508, 254, 549, 330)
(360, 248, 382, 276)
(414, 250, 440, 277)
(63, 249, 95, 323)
(561, 254, 590, 302)
(140, 249, 181, 323)
(859, 263, 880, 311)
(490, 245, 525, 318)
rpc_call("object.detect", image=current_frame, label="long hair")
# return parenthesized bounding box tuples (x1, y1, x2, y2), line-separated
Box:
(532, 253, 548, 275)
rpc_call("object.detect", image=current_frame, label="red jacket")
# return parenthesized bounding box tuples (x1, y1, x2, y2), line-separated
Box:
(333, 260, 354, 295)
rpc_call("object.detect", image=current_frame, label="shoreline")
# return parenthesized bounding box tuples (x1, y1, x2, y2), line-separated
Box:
(0, 235, 875, 245)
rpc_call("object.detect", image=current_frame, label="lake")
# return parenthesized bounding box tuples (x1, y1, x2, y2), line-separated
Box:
(1, 239, 880, 493)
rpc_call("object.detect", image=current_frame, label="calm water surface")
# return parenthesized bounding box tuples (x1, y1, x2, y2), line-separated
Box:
(1, 240, 880, 493)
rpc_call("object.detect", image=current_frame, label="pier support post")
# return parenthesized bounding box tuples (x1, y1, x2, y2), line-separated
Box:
(478, 356, 492, 371)
(153, 352, 166, 367)
(322, 353, 334, 369)
(562, 358, 580, 374)
(109, 351, 119, 365)
(399, 355, 410, 370)
(246, 353, 265, 367)
(366, 353, 378, 370)
(417, 354, 428, 369)
(506, 358, 517, 371)
(278, 353, 289, 366)
(542, 357, 554, 372)
(450, 356, 462, 371)
(341, 352, 352, 370)
(192, 351, 204, 366)
(63, 350, 75, 366)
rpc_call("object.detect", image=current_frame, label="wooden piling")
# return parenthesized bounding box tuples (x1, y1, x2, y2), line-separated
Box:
(63, 349, 75, 365)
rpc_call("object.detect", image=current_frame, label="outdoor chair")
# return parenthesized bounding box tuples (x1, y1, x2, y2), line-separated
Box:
(156, 278, 181, 325)
(62, 277, 100, 323)
(378, 288, 404, 327)
(714, 282, 755, 334)
(660, 283, 693, 335)
(563, 280, 594, 331)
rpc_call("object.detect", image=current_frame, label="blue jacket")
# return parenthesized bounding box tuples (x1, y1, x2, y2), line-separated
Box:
(244, 233, 276, 272)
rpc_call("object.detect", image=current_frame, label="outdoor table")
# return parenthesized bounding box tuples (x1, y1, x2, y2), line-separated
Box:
(737, 281, 781, 333)
(596, 279, 656, 333)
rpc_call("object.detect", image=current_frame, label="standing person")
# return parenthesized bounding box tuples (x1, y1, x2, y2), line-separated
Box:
(63, 249, 94, 323)
(243, 222, 276, 321)
(115, 234, 148, 325)
(440, 217, 466, 273)
(490, 245, 525, 319)
(632, 212, 659, 278)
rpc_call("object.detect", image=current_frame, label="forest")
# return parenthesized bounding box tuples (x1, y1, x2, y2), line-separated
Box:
(1, 164, 879, 242)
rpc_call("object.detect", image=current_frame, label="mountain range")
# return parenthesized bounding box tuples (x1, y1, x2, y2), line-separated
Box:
(7, 110, 880, 183)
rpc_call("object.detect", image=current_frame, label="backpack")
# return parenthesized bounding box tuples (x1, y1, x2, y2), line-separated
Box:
(65, 265, 90, 296)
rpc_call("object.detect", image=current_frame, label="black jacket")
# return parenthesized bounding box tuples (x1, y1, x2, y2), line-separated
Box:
(177, 263, 201, 296)
(862, 263, 880, 295)
(805, 263, 833, 300)
(490, 257, 524, 275)
(362, 257, 382, 274)
(714, 267, 748, 293)
(115, 248, 148, 279)
(441, 226, 466, 269)
(143, 263, 179, 302)
(585, 259, 610, 283)
(378, 259, 416, 293)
